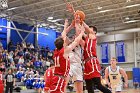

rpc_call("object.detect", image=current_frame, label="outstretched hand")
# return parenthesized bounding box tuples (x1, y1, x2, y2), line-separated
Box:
(66, 2, 75, 14)
(64, 19, 69, 30)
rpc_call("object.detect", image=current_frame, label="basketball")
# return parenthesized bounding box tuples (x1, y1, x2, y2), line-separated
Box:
(75, 10, 85, 22)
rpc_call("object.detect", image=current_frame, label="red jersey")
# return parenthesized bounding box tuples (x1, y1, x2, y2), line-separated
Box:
(53, 48, 70, 77)
(83, 37, 97, 59)
(83, 37, 101, 79)
(0, 71, 4, 93)
(44, 67, 54, 91)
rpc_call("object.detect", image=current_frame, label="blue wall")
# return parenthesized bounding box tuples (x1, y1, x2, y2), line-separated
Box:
(10, 21, 35, 46)
(133, 68, 140, 84)
(1, 18, 59, 50)
(0, 18, 7, 49)
(38, 28, 57, 50)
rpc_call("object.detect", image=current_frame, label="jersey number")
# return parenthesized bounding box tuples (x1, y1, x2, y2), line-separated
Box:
(54, 56, 60, 67)
(112, 76, 117, 80)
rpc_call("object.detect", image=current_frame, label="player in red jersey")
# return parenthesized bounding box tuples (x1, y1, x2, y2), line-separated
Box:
(81, 24, 111, 93)
(44, 63, 56, 93)
(0, 62, 4, 93)
(48, 19, 84, 93)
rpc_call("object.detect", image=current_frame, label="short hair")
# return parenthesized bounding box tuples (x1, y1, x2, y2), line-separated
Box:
(50, 62, 55, 67)
(8, 68, 13, 73)
(54, 37, 64, 50)
(89, 26, 97, 34)
(111, 57, 117, 61)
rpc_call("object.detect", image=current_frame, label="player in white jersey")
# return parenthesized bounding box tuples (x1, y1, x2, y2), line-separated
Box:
(65, 35, 83, 93)
(105, 57, 128, 93)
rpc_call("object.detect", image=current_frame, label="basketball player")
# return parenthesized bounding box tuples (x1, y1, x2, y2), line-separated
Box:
(47, 19, 84, 93)
(44, 63, 56, 93)
(66, 3, 112, 93)
(105, 57, 128, 93)
(82, 23, 112, 93)
(0, 62, 4, 93)
(65, 35, 83, 93)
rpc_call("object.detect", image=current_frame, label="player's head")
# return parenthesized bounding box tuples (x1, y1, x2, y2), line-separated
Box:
(89, 26, 97, 34)
(54, 37, 64, 50)
(50, 62, 55, 69)
(110, 57, 117, 66)
(8, 68, 13, 74)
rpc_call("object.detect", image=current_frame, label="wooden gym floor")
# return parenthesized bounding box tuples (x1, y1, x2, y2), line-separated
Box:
(68, 88, 140, 93)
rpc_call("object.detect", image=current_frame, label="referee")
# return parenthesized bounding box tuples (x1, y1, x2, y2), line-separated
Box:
(4, 68, 15, 93)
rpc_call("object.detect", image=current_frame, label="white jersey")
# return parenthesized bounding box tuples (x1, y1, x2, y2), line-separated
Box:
(69, 45, 83, 81)
(69, 45, 82, 63)
(108, 66, 122, 91)
(108, 66, 122, 85)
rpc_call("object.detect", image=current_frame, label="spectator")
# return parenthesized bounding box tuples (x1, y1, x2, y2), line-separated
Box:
(8, 41, 13, 52)
(18, 56, 24, 64)
(0, 40, 3, 48)
(4, 68, 15, 93)
(3, 54, 10, 67)
(133, 78, 139, 89)
(15, 67, 24, 81)
(30, 43, 34, 49)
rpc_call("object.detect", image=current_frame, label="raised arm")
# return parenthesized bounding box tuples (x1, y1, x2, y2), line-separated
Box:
(83, 22, 94, 34)
(120, 68, 128, 88)
(61, 19, 74, 46)
(66, 2, 75, 15)
(64, 24, 85, 58)
(82, 21, 96, 39)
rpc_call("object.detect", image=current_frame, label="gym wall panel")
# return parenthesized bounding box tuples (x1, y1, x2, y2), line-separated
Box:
(10, 21, 35, 45)
(125, 40, 134, 62)
(38, 28, 56, 50)
(0, 18, 7, 49)
(133, 68, 140, 83)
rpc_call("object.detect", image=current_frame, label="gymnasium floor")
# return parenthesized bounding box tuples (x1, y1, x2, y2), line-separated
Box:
(68, 88, 140, 93)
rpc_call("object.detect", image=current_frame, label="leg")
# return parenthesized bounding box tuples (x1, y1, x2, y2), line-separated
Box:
(37, 88, 41, 93)
(74, 81, 83, 93)
(92, 77, 111, 93)
(5, 85, 9, 93)
(64, 75, 70, 93)
(85, 79, 94, 93)
(10, 85, 13, 93)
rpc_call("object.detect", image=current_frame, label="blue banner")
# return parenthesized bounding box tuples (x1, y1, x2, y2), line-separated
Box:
(101, 43, 109, 63)
(116, 41, 125, 62)
(0, 18, 7, 49)
(56, 32, 61, 38)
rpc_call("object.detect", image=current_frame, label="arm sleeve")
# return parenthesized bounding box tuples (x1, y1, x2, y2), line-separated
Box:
(5, 74, 7, 79)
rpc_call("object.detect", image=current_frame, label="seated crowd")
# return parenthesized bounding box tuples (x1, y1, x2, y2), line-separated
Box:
(0, 41, 53, 93)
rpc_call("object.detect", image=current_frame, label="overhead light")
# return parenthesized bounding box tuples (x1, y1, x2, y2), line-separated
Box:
(49, 25, 57, 28)
(124, 20, 140, 23)
(54, 23, 64, 27)
(48, 17, 53, 20)
(2, 3, 8, 8)
(97, 6, 102, 10)
(126, 0, 131, 2)
(7, 7, 18, 11)
(99, 9, 111, 13)
(47, 19, 63, 23)
(57, 28, 62, 30)
(126, 4, 140, 8)
(41, 23, 47, 27)
(125, 17, 130, 20)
